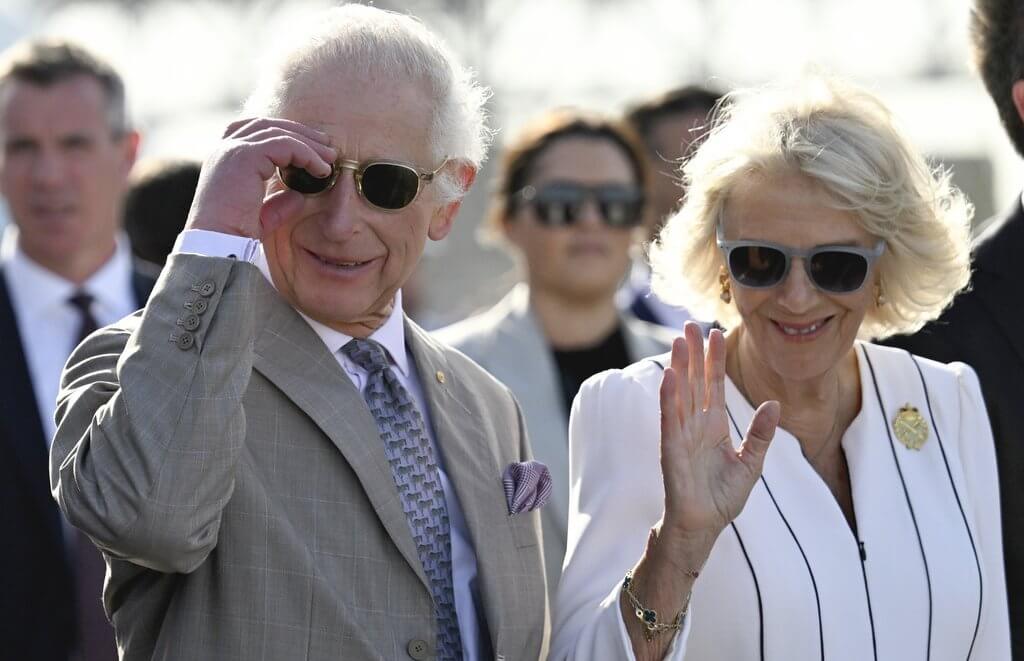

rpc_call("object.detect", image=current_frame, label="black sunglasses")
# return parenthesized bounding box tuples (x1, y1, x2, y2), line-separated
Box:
(515, 182, 644, 228)
(716, 225, 885, 294)
(278, 158, 448, 212)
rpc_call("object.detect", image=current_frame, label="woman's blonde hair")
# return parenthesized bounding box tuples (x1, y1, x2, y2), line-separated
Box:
(649, 76, 973, 340)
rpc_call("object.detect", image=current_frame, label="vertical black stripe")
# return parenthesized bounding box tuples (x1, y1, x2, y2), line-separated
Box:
(862, 347, 933, 661)
(727, 406, 823, 661)
(910, 354, 983, 660)
(730, 522, 766, 661)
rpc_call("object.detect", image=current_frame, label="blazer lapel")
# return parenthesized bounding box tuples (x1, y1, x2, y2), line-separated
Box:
(405, 320, 517, 644)
(249, 282, 429, 591)
(0, 269, 62, 540)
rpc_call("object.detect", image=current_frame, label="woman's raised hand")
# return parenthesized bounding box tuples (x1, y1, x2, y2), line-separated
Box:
(660, 322, 781, 539)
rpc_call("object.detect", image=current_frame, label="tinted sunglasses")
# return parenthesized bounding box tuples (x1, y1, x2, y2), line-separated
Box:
(278, 158, 448, 212)
(515, 182, 644, 228)
(716, 225, 885, 294)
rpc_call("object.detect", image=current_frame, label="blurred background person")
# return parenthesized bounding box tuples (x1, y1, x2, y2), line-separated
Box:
(436, 109, 673, 590)
(883, 0, 1024, 653)
(619, 85, 722, 330)
(552, 77, 1009, 660)
(0, 39, 151, 661)
(122, 157, 200, 276)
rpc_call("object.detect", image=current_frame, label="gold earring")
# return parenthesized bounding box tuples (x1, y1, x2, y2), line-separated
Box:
(719, 266, 732, 304)
(874, 282, 886, 307)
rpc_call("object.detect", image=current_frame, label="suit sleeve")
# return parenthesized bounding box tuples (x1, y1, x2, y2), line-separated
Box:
(549, 368, 691, 660)
(953, 362, 1011, 658)
(49, 253, 261, 574)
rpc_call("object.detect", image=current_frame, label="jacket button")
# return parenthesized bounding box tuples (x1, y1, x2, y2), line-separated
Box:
(187, 298, 209, 315)
(406, 638, 431, 660)
(178, 314, 201, 331)
(194, 280, 216, 297)
(175, 332, 195, 350)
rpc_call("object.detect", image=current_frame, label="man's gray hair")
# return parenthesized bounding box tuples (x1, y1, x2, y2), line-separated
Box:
(0, 38, 129, 135)
(244, 4, 491, 203)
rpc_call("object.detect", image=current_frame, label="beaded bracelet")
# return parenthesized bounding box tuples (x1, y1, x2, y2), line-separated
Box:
(622, 570, 694, 641)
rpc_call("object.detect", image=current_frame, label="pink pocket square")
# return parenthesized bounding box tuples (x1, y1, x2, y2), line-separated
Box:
(502, 460, 552, 515)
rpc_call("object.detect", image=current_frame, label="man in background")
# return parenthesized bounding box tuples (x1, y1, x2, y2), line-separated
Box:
(883, 1, 1024, 655)
(0, 39, 149, 660)
(620, 85, 721, 330)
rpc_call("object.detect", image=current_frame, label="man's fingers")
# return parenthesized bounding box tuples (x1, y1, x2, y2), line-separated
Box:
(738, 400, 780, 472)
(706, 328, 726, 410)
(685, 322, 705, 414)
(225, 117, 333, 146)
(247, 126, 338, 167)
(258, 135, 336, 179)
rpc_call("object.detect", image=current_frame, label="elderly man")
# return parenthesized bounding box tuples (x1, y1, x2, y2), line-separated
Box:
(49, 6, 548, 661)
(0, 40, 147, 661)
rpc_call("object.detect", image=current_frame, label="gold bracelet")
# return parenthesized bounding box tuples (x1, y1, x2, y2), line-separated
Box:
(622, 571, 692, 641)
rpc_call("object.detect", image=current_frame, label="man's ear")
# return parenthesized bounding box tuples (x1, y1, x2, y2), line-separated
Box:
(120, 129, 141, 178)
(428, 162, 477, 241)
(1012, 80, 1024, 128)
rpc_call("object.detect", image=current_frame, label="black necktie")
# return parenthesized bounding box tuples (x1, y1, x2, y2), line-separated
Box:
(68, 290, 99, 348)
(66, 290, 118, 660)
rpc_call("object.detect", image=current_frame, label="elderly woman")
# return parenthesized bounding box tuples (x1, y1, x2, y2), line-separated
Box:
(550, 78, 1010, 660)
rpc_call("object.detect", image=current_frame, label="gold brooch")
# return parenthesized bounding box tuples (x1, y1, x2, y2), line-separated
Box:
(893, 404, 929, 450)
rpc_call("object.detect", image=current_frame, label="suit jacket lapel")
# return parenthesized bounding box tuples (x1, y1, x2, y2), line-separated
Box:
(0, 268, 62, 540)
(249, 282, 429, 591)
(405, 320, 516, 644)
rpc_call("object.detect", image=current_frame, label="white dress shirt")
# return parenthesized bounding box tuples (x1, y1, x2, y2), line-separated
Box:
(551, 341, 1010, 660)
(0, 226, 137, 445)
(173, 229, 487, 659)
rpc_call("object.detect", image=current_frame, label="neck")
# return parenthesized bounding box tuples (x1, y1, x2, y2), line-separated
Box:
(23, 239, 117, 286)
(529, 285, 620, 350)
(727, 328, 859, 462)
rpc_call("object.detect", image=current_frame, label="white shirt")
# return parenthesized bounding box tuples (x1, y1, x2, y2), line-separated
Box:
(0, 226, 137, 445)
(174, 229, 487, 660)
(551, 341, 1010, 660)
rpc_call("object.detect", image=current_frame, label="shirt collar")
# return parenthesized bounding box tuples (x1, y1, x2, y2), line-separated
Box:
(252, 243, 409, 377)
(0, 224, 134, 315)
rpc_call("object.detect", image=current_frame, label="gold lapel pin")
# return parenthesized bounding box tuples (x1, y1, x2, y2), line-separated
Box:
(436, 370, 446, 384)
(893, 404, 929, 450)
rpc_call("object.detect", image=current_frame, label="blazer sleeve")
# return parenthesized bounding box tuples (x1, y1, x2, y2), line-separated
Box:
(49, 253, 261, 574)
(549, 366, 691, 660)
(954, 362, 1012, 658)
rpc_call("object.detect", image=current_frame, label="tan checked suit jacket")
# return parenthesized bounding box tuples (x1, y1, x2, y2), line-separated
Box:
(49, 253, 549, 661)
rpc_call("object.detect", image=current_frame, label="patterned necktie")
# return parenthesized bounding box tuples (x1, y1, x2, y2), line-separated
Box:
(342, 339, 463, 660)
(67, 291, 119, 660)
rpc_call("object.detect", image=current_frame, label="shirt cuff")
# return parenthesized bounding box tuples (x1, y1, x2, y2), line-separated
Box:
(172, 229, 261, 262)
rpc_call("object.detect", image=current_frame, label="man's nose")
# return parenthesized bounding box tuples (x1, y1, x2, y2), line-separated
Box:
(320, 171, 362, 240)
(28, 149, 64, 187)
(775, 257, 820, 312)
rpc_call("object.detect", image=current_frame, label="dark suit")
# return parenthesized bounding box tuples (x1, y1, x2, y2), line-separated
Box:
(883, 197, 1024, 658)
(0, 266, 153, 661)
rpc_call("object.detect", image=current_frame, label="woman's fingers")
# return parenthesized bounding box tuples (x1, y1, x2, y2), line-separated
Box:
(684, 322, 705, 415)
(669, 337, 692, 422)
(705, 328, 726, 411)
(738, 400, 781, 474)
(660, 366, 682, 449)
